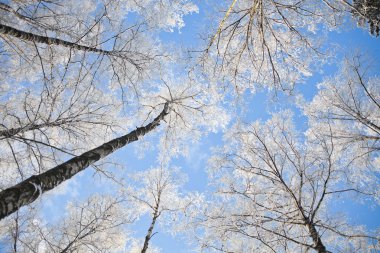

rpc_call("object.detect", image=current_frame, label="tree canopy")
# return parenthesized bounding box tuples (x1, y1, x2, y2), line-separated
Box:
(0, 0, 379, 252)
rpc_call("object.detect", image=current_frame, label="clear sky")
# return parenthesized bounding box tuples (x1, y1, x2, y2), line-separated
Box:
(32, 2, 380, 252)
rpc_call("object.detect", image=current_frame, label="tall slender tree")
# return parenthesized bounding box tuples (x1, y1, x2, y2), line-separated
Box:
(0, 102, 169, 220)
(122, 166, 197, 253)
(194, 112, 379, 252)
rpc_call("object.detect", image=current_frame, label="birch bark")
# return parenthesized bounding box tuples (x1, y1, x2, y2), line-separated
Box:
(0, 103, 169, 220)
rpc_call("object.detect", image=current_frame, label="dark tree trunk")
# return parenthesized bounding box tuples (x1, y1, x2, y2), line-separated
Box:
(306, 221, 328, 253)
(141, 194, 161, 253)
(141, 209, 159, 253)
(0, 23, 112, 55)
(0, 103, 169, 220)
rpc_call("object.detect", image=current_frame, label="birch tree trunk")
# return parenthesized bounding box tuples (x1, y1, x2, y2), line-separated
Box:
(0, 103, 169, 220)
(306, 220, 328, 253)
(141, 207, 160, 253)
(0, 23, 113, 55)
(141, 193, 161, 253)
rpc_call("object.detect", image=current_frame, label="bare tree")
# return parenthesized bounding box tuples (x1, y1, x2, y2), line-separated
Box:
(0, 78, 126, 194)
(304, 56, 379, 168)
(1, 195, 132, 252)
(0, 0, 197, 100)
(0, 1, 158, 65)
(0, 102, 169, 220)
(199, 0, 346, 94)
(122, 166, 197, 253)
(0, 207, 37, 253)
(195, 112, 379, 252)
